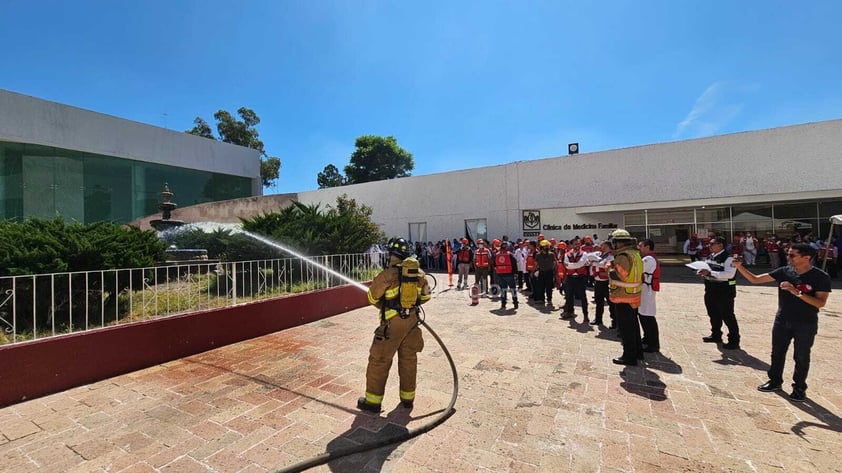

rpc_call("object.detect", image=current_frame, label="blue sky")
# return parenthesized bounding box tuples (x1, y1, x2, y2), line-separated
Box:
(2, 1, 841, 194)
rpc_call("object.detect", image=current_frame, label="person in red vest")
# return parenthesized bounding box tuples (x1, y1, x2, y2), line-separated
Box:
(555, 241, 567, 299)
(684, 233, 702, 262)
(638, 239, 661, 352)
(495, 241, 519, 310)
(582, 235, 596, 288)
(455, 238, 473, 290)
(698, 236, 712, 259)
(473, 239, 492, 295)
(524, 240, 537, 293)
(561, 238, 589, 321)
(592, 240, 615, 327)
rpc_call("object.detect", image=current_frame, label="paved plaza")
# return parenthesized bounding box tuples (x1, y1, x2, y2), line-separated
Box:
(1, 266, 841, 473)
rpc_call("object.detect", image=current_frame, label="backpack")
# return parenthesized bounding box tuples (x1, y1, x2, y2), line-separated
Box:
(398, 256, 423, 309)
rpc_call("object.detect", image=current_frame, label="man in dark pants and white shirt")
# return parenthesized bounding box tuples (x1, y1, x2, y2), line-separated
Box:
(697, 236, 741, 349)
(733, 243, 831, 402)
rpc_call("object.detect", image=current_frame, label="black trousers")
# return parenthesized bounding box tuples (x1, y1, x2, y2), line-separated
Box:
(768, 318, 817, 392)
(533, 270, 554, 302)
(638, 314, 660, 350)
(704, 287, 739, 343)
(616, 303, 642, 361)
(564, 275, 588, 316)
(593, 280, 614, 324)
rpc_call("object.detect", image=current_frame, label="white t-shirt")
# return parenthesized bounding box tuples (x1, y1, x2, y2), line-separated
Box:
(639, 255, 657, 317)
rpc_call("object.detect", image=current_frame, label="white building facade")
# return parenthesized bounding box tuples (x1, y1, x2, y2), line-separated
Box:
(298, 119, 842, 253)
(0, 89, 261, 224)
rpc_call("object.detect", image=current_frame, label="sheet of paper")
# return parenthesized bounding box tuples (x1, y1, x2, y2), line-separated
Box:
(685, 261, 711, 272)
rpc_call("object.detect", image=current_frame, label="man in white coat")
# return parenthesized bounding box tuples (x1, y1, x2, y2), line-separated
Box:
(638, 239, 660, 353)
(514, 239, 528, 289)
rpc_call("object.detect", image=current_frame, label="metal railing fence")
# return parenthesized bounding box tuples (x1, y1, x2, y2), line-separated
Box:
(0, 252, 387, 346)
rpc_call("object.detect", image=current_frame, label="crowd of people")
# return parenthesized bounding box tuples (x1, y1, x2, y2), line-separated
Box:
(684, 231, 840, 277)
(358, 229, 833, 412)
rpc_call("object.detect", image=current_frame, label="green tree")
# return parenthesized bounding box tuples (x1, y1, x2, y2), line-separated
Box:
(343, 135, 414, 184)
(317, 164, 346, 188)
(186, 108, 282, 188)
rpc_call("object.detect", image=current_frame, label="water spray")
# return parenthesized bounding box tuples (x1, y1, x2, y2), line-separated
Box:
(167, 224, 458, 471)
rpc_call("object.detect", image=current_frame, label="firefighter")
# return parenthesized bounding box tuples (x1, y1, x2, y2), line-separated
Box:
(532, 239, 557, 306)
(605, 229, 644, 365)
(358, 237, 432, 413)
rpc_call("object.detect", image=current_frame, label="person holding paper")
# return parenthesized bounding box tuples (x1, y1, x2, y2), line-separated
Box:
(697, 236, 741, 350)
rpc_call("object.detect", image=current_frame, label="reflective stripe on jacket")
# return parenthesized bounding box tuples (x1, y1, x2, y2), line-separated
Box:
(608, 247, 643, 307)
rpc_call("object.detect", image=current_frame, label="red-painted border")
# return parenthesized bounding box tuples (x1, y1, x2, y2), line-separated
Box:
(0, 285, 368, 408)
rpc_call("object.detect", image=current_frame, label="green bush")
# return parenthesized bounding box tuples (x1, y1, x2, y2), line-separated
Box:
(0, 218, 166, 333)
(163, 227, 281, 261)
(242, 194, 384, 255)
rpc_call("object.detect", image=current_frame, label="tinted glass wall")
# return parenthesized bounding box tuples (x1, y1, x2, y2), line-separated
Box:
(622, 200, 842, 252)
(0, 141, 252, 224)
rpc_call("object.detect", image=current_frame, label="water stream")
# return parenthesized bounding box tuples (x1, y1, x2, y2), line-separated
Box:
(162, 222, 370, 293)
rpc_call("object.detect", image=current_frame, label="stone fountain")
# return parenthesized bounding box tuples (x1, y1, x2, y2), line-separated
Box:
(149, 183, 186, 232)
(148, 184, 209, 262)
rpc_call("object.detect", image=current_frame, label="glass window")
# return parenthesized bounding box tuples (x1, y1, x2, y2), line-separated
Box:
(696, 207, 730, 223)
(408, 222, 427, 243)
(0, 140, 252, 224)
(732, 204, 772, 220)
(773, 202, 817, 220)
(646, 209, 694, 225)
(465, 219, 487, 243)
(818, 199, 842, 220)
(626, 226, 646, 242)
(624, 212, 645, 226)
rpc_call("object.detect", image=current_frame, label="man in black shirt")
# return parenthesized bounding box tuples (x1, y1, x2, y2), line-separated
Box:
(734, 243, 832, 402)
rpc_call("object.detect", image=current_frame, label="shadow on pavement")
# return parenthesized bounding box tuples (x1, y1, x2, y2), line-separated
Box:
(787, 397, 842, 436)
(713, 346, 770, 372)
(644, 352, 683, 374)
(619, 365, 668, 401)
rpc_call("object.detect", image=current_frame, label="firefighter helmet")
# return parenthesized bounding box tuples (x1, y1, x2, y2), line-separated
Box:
(607, 229, 636, 246)
(492, 238, 501, 247)
(387, 237, 412, 259)
(539, 239, 551, 248)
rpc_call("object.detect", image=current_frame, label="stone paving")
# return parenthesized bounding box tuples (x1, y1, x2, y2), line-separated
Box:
(1, 266, 841, 473)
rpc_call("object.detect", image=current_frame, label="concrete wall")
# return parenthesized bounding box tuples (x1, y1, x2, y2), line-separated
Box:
(0, 89, 261, 182)
(0, 285, 368, 408)
(297, 120, 842, 241)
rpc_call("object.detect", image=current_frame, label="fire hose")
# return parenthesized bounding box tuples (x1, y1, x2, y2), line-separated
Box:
(272, 305, 459, 473)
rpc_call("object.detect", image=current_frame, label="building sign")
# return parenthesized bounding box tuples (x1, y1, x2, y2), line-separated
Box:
(541, 222, 619, 230)
(521, 208, 619, 236)
(522, 210, 541, 231)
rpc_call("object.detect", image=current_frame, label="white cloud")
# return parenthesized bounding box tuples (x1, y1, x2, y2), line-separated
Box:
(673, 81, 743, 140)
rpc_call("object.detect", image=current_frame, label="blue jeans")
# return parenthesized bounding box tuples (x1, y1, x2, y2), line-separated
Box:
(768, 318, 817, 392)
(497, 274, 517, 305)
